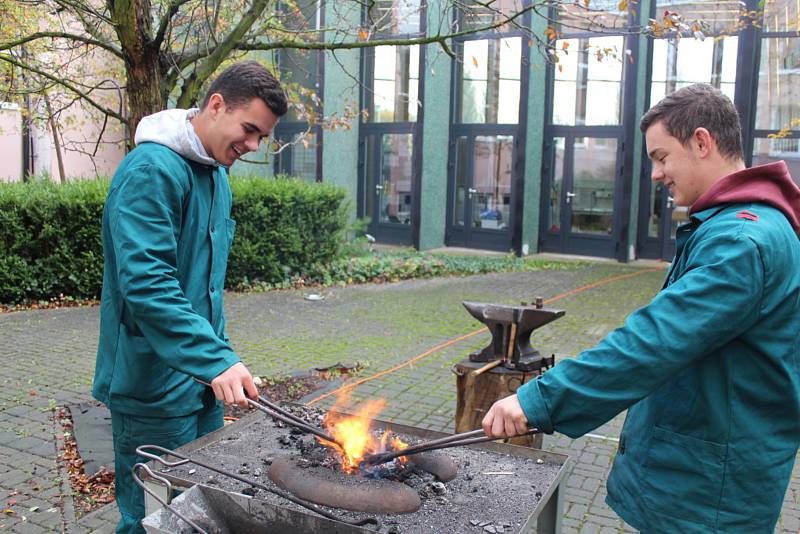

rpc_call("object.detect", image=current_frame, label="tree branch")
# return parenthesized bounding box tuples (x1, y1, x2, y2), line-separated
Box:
(0, 31, 123, 58)
(152, 0, 193, 50)
(175, 0, 272, 107)
(0, 52, 125, 123)
(231, 4, 537, 54)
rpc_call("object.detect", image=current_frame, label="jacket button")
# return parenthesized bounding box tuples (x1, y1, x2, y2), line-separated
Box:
(210, 286, 215, 293)
(210, 225, 216, 233)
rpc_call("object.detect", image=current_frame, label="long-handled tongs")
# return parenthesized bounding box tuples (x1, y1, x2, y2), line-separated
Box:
(362, 427, 541, 466)
(132, 445, 381, 533)
(194, 378, 340, 446)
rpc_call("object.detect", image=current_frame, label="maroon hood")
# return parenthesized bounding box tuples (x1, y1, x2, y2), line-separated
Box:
(689, 161, 800, 230)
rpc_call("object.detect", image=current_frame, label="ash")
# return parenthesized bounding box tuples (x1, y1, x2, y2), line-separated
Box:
(164, 406, 565, 533)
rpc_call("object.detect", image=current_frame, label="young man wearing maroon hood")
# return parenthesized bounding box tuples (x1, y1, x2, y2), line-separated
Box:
(483, 84, 800, 533)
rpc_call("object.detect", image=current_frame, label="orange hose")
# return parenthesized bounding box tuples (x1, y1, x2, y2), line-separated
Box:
(307, 266, 664, 405)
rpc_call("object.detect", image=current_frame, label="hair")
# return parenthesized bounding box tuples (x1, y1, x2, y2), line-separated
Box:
(201, 60, 288, 117)
(640, 83, 743, 161)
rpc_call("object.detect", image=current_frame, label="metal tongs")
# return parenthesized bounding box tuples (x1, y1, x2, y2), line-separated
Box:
(132, 445, 381, 533)
(362, 427, 541, 466)
(194, 378, 340, 445)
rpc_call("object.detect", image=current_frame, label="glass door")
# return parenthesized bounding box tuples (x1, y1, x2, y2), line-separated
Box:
(448, 133, 515, 250)
(363, 132, 414, 242)
(542, 133, 622, 256)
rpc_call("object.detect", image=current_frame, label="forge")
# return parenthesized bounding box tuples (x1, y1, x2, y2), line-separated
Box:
(140, 405, 570, 534)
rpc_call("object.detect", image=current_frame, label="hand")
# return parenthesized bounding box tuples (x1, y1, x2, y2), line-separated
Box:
(482, 394, 529, 439)
(211, 362, 258, 408)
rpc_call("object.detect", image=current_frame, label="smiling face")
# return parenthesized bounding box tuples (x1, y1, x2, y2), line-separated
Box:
(645, 121, 706, 207)
(202, 94, 279, 167)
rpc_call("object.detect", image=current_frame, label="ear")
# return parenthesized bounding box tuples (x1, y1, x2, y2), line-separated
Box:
(692, 127, 715, 158)
(206, 93, 227, 116)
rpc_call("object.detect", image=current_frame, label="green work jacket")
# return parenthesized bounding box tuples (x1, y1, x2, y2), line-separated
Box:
(519, 170, 800, 532)
(93, 142, 240, 417)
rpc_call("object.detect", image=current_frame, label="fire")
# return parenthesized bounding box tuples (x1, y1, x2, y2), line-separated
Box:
(318, 395, 407, 474)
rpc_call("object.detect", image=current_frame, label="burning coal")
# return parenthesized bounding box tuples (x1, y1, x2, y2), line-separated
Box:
(317, 395, 408, 474)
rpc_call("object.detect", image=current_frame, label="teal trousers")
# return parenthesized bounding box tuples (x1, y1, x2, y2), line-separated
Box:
(110, 401, 223, 534)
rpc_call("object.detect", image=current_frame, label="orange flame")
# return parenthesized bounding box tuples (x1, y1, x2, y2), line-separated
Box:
(318, 395, 407, 474)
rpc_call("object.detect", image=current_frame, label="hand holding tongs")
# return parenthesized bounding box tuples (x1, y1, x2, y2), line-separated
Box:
(194, 377, 340, 446)
(362, 427, 541, 466)
(132, 444, 381, 532)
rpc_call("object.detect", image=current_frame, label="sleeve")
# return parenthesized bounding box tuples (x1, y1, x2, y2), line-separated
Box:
(517, 230, 765, 437)
(109, 163, 240, 382)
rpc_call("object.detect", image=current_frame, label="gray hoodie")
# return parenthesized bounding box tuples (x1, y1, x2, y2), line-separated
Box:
(133, 108, 219, 167)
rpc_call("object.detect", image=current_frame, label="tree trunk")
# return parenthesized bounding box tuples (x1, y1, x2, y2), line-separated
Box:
(108, 0, 166, 149)
(44, 95, 66, 183)
(125, 55, 165, 149)
(454, 359, 544, 449)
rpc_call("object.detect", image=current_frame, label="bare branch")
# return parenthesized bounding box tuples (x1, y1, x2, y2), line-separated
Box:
(0, 31, 123, 58)
(0, 52, 125, 123)
(153, 0, 194, 49)
(231, 4, 537, 54)
(175, 0, 272, 107)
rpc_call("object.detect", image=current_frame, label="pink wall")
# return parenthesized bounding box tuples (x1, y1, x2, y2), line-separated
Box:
(0, 100, 125, 183)
(0, 106, 23, 182)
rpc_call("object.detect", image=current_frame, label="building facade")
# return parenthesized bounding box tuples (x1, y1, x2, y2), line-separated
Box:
(241, 0, 800, 261)
(4, 0, 798, 261)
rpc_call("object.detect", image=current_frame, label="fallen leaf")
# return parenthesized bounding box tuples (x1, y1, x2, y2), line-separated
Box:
(472, 55, 479, 68)
(29, 506, 39, 512)
(2, 509, 14, 515)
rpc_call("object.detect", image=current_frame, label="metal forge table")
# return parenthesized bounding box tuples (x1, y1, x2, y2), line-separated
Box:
(141, 411, 571, 533)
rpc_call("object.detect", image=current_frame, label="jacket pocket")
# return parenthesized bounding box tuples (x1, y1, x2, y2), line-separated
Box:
(109, 325, 168, 402)
(643, 426, 727, 527)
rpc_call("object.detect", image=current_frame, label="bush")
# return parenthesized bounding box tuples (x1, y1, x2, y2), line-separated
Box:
(0, 175, 348, 305)
(0, 177, 107, 304)
(226, 176, 349, 288)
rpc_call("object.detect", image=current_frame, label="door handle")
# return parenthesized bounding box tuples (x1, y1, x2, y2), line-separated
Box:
(375, 184, 383, 195)
(667, 196, 675, 209)
(565, 191, 576, 204)
(468, 187, 477, 199)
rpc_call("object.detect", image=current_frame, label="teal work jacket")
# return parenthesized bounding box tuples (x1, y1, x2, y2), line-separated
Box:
(518, 173, 800, 532)
(93, 142, 240, 417)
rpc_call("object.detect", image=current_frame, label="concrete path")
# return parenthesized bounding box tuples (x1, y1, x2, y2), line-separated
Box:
(0, 260, 797, 533)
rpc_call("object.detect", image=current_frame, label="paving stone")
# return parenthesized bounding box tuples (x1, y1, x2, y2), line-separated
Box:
(2, 261, 798, 533)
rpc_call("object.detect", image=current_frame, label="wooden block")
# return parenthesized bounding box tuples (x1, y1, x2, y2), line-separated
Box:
(454, 359, 544, 449)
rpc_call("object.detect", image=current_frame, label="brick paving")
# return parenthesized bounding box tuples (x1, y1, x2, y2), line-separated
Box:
(0, 259, 798, 533)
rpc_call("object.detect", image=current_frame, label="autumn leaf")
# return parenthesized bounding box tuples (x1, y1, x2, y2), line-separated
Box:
(2, 510, 13, 515)
(472, 56, 479, 68)
(562, 41, 570, 50)
(618, 0, 628, 11)
(357, 28, 369, 41)
(558, 64, 564, 73)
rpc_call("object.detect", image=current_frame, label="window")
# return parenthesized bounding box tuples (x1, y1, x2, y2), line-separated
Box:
(552, 36, 625, 126)
(650, 36, 737, 106)
(367, 0, 423, 36)
(458, 0, 527, 33)
(752, 0, 800, 182)
(460, 38, 522, 123)
(367, 45, 421, 122)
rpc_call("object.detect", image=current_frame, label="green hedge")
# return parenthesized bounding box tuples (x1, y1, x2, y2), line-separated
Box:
(227, 176, 348, 288)
(0, 178, 107, 304)
(0, 176, 348, 305)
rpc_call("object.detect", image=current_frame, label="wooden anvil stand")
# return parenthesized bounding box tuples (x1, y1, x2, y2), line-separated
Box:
(454, 300, 565, 449)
